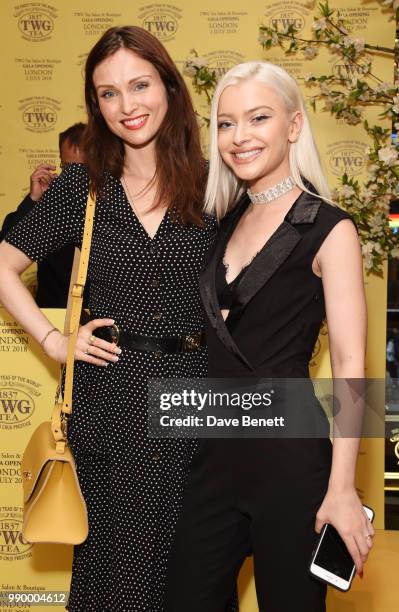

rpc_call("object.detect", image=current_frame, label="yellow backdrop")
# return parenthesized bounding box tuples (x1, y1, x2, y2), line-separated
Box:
(0, 1, 396, 610)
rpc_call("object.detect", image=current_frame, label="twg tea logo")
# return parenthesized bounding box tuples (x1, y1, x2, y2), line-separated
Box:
(204, 51, 245, 79)
(14, 3, 58, 42)
(139, 4, 182, 42)
(19, 97, 60, 133)
(265, 2, 310, 34)
(327, 141, 367, 177)
(331, 54, 372, 80)
(0, 388, 34, 428)
(0, 508, 32, 561)
(0, 375, 41, 430)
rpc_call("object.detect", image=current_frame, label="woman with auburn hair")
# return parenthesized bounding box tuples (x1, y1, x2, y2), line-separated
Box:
(166, 61, 374, 611)
(0, 26, 233, 611)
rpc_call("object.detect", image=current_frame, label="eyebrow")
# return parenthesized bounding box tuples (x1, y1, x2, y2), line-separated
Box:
(217, 105, 274, 118)
(95, 75, 153, 90)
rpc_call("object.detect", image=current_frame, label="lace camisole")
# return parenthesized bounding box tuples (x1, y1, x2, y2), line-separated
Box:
(216, 252, 258, 310)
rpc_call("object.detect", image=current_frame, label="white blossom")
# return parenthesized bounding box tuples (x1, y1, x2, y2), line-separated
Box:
(375, 82, 394, 94)
(342, 109, 361, 125)
(360, 62, 371, 74)
(312, 17, 327, 31)
(362, 242, 374, 255)
(369, 214, 384, 232)
(183, 55, 207, 77)
(358, 91, 371, 101)
(342, 36, 365, 54)
(320, 82, 330, 95)
(183, 64, 197, 77)
(303, 46, 318, 59)
(362, 187, 377, 200)
(341, 184, 356, 198)
(378, 146, 399, 166)
(195, 114, 207, 129)
(364, 253, 373, 268)
(362, 242, 375, 269)
(392, 95, 399, 114)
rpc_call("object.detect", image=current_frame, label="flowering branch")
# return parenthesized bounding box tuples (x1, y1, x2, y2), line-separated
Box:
(258, 0, 398, 274)
(182, 2, 398, 274)
(183, 50, 217, 105)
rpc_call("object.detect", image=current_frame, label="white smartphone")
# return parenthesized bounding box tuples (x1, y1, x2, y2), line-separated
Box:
(309, 504, 374, 592)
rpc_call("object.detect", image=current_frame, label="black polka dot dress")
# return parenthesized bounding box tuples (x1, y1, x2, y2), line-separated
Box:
(5, 163, 232, 611)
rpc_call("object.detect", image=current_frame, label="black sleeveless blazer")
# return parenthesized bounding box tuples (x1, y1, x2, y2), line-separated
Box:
(199, 190, 355, 377)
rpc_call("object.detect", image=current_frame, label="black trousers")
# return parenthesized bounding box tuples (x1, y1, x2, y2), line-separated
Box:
(165, 438, 332, 612)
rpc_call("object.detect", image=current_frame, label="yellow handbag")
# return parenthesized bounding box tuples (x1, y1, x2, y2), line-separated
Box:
(20, 192, 96, 545)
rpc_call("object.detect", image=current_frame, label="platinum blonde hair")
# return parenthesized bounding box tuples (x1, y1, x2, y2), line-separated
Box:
(204, 61, 333, 219)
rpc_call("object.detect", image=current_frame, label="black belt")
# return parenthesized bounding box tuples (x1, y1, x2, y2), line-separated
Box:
(93, 323, 206, 354)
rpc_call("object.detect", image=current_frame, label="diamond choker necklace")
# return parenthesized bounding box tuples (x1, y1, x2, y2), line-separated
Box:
(247, 176, 296, 204)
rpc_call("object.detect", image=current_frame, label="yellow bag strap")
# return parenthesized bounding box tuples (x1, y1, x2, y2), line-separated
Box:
(51, 191, 96, 445)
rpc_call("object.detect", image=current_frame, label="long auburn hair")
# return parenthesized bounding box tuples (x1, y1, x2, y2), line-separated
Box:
(83, 26, 206, 225)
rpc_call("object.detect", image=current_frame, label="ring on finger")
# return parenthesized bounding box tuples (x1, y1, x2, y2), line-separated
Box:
(83, 347, 90, 355)
(89, 335, 96, 345)
(365, 533, 374, 541)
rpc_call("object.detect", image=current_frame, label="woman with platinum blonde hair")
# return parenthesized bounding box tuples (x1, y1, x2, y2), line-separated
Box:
(166, 61, 374, 612)
(205, 61, 331, 218)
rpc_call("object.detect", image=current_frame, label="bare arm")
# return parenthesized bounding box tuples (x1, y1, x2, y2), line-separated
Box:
(0, 241, 57, 344)
(0, 240, 120, 365)
(314, 218, 374, 575)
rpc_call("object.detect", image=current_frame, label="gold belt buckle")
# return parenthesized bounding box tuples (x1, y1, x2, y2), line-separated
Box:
(110, 323, 120, 346)
(182, 332, 201, 352)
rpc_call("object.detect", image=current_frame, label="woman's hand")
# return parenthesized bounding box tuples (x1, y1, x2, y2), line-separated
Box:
(29, 164, 58, 201)
(315, 485, 375, 577)
(44, 318, 122, 366)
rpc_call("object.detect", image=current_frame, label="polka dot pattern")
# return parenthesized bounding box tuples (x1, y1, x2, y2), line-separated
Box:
(5, 163, 223, 611)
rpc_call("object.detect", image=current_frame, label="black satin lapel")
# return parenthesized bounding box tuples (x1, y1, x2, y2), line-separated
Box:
(199, 196, 248, 327)
(200, 196, 254, 369)
(226, 221, 301, 331)
(199, 263, 217, 329)
(199, 217, 229, 330)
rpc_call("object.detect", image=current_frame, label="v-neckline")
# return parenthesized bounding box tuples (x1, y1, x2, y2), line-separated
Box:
(222, 191, 303, 286)
(119, 179, 168, 241)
